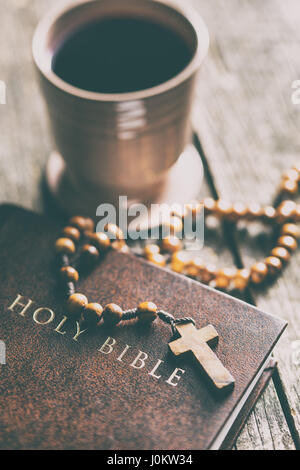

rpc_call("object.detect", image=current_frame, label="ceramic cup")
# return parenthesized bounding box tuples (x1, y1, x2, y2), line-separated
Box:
(33, 0, 209, 216)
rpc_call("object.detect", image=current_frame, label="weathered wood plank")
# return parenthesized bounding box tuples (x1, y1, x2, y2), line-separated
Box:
(0, 0, 53, 211)
(236, 381, 294, 450)
(190, 0, 300, 449)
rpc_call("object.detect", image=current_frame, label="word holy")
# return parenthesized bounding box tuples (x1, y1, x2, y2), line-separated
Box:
(96, 196, 204, 243)
(7, 294, 185, 388)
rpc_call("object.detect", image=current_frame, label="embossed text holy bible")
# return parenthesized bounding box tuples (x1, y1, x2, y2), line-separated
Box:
(0, 206, 286, 450)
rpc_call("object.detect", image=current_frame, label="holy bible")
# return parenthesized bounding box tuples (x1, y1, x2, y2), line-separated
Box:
(0, 205, 286, 450)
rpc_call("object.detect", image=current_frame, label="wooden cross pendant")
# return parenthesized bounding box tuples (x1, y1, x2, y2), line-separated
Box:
(168, 323, 235, 392)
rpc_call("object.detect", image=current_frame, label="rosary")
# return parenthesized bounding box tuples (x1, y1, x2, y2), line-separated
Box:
(54, 164, 300, 392)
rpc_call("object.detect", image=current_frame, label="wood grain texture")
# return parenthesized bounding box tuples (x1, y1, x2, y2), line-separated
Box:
(190, 0, 300, 449)
(169, 323, 235, 391)
(236, 380, 294, 450)
(0, 0, 298, 450)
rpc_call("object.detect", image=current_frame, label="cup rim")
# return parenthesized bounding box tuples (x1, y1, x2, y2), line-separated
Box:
(32, 0, 209, 102)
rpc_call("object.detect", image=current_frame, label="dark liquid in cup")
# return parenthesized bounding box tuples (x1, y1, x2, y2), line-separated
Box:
(52, 17, 193, 93)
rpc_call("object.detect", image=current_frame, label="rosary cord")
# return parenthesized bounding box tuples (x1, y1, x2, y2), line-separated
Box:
(119, 308, 196, 335)
(158, 310, 196, 335)
(121, 308, 138, 321)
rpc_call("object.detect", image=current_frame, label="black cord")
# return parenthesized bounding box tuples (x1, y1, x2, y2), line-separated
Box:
(121, 308, 195, 335)
(122, 308, 138, 321)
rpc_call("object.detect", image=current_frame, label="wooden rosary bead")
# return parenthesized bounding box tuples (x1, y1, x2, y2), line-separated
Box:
(144, 244, 160, 258)
(280, 179, 298, 195)
(212, 268, 236, 290)
(212, 277, 228, 290)
(262, 206, 277, 223)
(147, 253, 166, 268)
(277, 235, 298, 252)
(119, 244, 130, 254)
(70, 216, 95, 232)
(246, 203, 263, 220)
(55, 238, 76, 255)
(186, 258, 204, 277)
(233, 269, 250, 291)
(62, 226, 81, 243)
(89, 232, 111, 251)
(81, 244, 100, 264)
(229, 202, 247, 221)
(82, 303, 103, 325)
(218, 268, 236, 279)
(161, 236, 182, 253)
(212, 277, 229, 290)
(112, 239, 126, 251)
(84, 218, 96, 232)
(102, 303, 123, 326)
(270, 246, 291, 263)
(137, 302, 158, 323)
(104, 224, 125, 251)
(171, 251, 188, 273)
(250, 262, 268, 284)
(265, 256, 282, 276)
(281, 223, 300, 239)
(203, 197, 216, 214)
(67, 293, 88, 316)
(200, 264, 217, 284)
(60, 266, 79, 283)
(215, 200, 233, 218)
(104, 223, 124, 240)
(282, 168, 300, 182)
(276, 200, 297, 223)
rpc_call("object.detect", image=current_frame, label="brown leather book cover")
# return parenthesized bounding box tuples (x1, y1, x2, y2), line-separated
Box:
(0, 205, 286, 450)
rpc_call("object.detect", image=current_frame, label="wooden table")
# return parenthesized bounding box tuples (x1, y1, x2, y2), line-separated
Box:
(1, 0, 299, 450)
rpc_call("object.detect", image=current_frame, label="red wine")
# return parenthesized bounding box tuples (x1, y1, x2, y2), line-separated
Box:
(52, 17, 193, 94)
